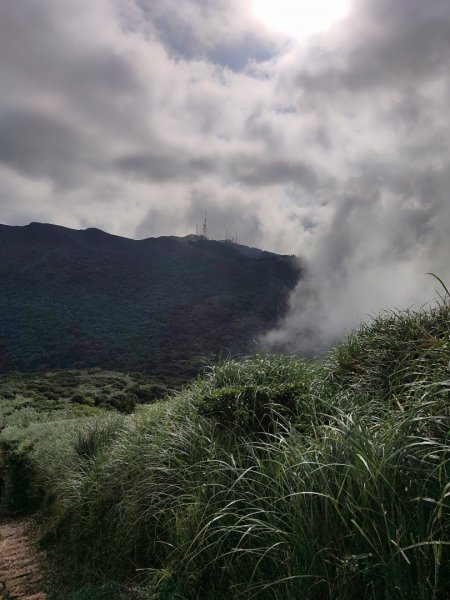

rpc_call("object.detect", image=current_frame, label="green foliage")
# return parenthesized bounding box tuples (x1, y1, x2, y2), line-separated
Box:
(67, 588, 109, 600)
(55, 583, 142, 600)
(0, 369, 172, 422)
(0, 224, 300, 379)
(1, 305, 449, 599)
(193, 384, 297, 433)
(188, 355, 324, 436)
(2, 444, 35, 513)
(327, 304, 450, 393)
(73, 415, 124, 461)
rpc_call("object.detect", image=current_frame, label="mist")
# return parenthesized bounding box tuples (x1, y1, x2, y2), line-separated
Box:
(263, 171, 450, 353)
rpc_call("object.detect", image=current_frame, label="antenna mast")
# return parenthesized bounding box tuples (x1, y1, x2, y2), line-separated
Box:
(203, 213, 208, 239)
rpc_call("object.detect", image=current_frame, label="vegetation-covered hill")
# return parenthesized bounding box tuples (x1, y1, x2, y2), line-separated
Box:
(0, 223, 300, 379)
(0, 369, 171, 424)
(1, 303, 448, 599)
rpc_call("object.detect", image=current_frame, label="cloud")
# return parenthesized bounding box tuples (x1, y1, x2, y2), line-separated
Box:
(132, 0, 277, 69)
(0, 108, 89, 185)
(1, 0, 450, 349)
(262, 0, 450, 351)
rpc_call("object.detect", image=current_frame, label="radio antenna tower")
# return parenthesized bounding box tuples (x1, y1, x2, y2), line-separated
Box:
(203, 213, 208, 239)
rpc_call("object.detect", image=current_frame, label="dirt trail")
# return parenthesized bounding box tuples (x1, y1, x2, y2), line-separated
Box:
(0, 519, 46, 600)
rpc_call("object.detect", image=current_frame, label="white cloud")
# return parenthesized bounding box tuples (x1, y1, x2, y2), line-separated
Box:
(1, 0, 450, 350)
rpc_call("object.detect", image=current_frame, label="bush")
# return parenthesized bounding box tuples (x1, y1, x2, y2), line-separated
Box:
(1, 441, 37, 513)
(194, 383, 301, 433)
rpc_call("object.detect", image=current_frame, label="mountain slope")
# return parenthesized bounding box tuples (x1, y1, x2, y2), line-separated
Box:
(0, 223, 300, 379)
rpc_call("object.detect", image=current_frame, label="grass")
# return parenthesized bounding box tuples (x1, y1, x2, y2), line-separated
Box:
(0, 304, 449, 599)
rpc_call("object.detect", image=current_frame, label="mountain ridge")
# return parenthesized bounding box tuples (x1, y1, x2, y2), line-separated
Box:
(0, 221, 290, 249)
(0, 223, 300, 380)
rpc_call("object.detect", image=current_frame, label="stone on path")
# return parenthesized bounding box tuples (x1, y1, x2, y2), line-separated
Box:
(0, 520, 47, 600)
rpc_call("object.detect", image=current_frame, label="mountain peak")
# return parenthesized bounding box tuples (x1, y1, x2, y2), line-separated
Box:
(0, 223, 300, 379)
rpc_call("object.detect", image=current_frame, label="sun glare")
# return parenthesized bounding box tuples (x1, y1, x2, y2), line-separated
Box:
(252, 0, 351, 38)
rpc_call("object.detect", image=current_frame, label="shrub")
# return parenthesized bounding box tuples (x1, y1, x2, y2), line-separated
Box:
(194, 383, 301, 434)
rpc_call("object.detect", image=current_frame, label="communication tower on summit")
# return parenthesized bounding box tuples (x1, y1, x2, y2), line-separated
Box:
(225, 230, 239, 245)
(203, 213, 208, 239)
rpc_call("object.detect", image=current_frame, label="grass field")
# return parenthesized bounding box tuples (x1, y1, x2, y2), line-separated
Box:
(1, 303, 449, 599)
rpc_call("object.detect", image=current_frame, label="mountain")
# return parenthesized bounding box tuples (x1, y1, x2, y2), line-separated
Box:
(0, 223, 300, 380)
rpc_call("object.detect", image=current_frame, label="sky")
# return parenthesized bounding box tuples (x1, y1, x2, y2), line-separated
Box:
(1, 0, 450, 351)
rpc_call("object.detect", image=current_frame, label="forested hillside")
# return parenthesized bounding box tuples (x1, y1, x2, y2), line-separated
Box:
(0, 223, 300, 379)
